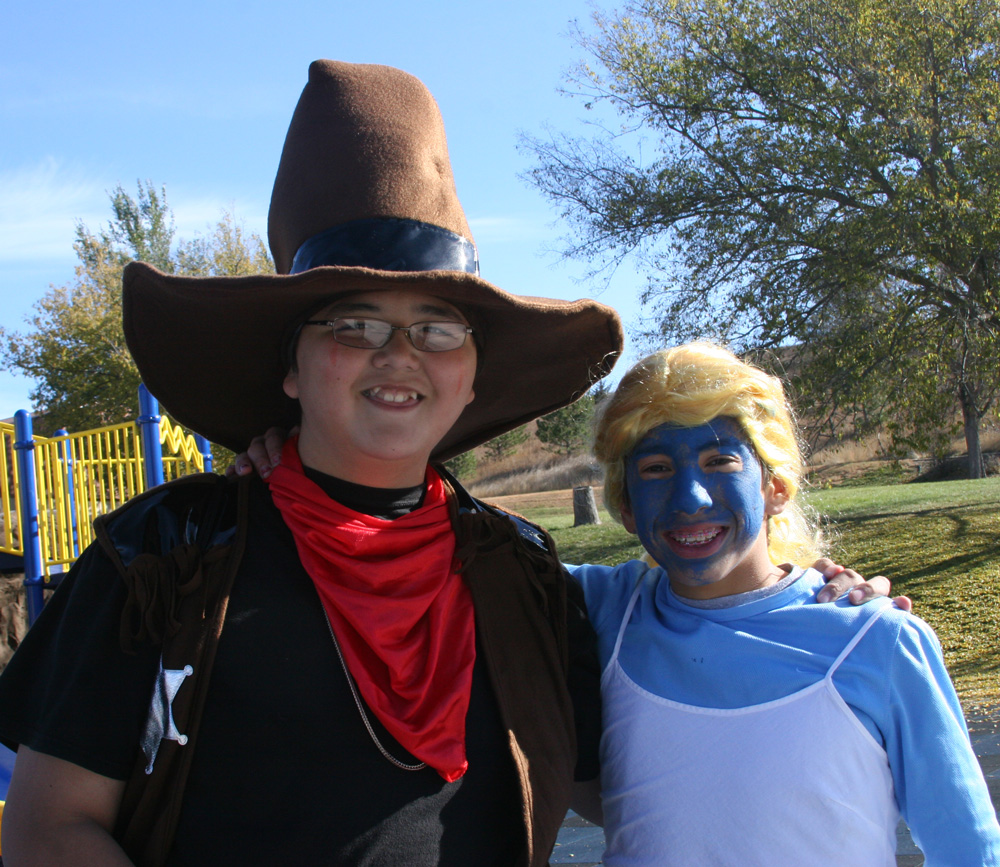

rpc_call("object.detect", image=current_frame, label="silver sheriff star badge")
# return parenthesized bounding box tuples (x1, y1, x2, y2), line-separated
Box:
(140, 656, 194, 774)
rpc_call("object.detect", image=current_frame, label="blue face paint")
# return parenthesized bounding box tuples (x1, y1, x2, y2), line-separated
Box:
(623, 418, 777, 598)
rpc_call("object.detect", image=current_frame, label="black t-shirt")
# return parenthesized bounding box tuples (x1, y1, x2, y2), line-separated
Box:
(0, 477, 600, 864)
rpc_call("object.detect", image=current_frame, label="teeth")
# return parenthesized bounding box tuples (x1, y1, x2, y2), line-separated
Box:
(367, 386, 419, 403)
(670, 527, 722, 546)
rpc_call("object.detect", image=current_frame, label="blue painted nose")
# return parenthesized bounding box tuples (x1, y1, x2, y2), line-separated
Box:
(674, 470, 713, 515)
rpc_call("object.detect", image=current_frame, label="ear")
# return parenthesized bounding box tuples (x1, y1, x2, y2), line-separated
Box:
(764, 475, 789, 516)
(620, 500, 638, 535)
(282, 369, 299, 400)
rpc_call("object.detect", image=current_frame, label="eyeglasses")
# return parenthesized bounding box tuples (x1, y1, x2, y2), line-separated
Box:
(303, 317, 474, 352)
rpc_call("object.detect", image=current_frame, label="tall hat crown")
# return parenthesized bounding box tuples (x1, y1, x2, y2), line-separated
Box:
(269, 60, 474, 274)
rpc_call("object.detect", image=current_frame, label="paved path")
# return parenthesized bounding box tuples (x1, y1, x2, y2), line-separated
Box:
(551, 711, 1000, 866)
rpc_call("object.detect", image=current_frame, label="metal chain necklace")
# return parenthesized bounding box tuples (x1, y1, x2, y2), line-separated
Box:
(322, 609, 427, 772)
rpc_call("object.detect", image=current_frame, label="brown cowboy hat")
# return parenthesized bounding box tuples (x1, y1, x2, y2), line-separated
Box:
(123, 60, 623, 458)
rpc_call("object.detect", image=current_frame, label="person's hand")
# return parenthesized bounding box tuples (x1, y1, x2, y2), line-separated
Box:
(226, 426, 296, 479)
(812, 558, 912, 611)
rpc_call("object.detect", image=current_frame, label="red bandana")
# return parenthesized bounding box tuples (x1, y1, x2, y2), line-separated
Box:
(266, 438, 475, 781)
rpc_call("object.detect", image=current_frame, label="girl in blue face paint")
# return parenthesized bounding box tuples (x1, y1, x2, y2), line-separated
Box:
(620, 416, 787, 600)
(569, 342, 1000, 866)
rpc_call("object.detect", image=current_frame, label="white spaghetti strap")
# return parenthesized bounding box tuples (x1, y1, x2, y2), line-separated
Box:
(826, 600, 893, 678)
(610, 575, 646, 664)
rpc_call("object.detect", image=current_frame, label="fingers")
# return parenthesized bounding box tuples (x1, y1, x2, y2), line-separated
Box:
(813, 559, 846, 603)
(247, 437, 275, 478)
(265, 425, 295, 467)
(814, 562, 894, 606)
(816, 565, 863, 603)
(230, 451, 254, 477)
(812, 557, 839, 575)
(227, 427, 292, 479)
(892, 595, 913, 613)
(227, 426, 296, 479)
(844, 574, 890, 605)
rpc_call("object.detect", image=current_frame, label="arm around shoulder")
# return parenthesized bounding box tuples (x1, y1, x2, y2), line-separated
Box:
(2, 746, 133, 866)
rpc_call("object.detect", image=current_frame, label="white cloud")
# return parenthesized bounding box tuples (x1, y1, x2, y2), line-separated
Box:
(0, 161, 270, 263)
(0, 158, 107, 263)
(468, 214, 548, 245)
(170, 196, 269, 243)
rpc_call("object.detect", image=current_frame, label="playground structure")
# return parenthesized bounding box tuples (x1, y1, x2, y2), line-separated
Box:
(0, 385, 214, 624)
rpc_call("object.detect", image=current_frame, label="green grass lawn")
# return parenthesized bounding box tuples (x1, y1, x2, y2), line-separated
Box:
(520, 477, 1000, 717)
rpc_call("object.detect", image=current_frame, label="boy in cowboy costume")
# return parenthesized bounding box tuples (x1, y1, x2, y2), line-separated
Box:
(0, 60, 620, 866)
(0, 61, 887, 866)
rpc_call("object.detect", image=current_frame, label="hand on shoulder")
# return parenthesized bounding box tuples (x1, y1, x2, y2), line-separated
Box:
(812, 558, 912, 611)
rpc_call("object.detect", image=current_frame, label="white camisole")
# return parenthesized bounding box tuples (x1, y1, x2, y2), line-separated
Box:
(599, 582, 900, 866)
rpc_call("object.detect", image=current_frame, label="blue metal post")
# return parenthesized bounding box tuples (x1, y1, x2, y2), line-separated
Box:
(195, 434, 214, 473)
(13, 411, 45, 625)
(138, 384, 165, 489)
(56, 428, 80, 558)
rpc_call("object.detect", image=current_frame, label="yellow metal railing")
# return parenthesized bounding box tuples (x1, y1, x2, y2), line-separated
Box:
(39, 422, 147, 573)
(0, 422, 20, 559)
(160, 415, 208, 482)
(0, 416, 207, 578)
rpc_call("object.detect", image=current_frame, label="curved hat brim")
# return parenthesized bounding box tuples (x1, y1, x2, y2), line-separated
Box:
(123, 261, 623, 458)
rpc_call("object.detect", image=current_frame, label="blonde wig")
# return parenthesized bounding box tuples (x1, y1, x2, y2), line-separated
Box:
(593, 342, 822, 566)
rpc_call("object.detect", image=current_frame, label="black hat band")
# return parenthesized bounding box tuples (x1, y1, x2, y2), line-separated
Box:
(290, 217, 480, 276)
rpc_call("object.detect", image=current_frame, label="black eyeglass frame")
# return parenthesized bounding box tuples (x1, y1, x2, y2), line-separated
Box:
(302, 317, 475, 352)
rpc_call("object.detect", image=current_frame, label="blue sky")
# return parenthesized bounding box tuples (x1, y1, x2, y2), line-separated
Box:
(0, 0, 645, 420)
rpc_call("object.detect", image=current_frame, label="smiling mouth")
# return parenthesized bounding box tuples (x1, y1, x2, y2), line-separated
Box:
(363, 385, 422, 405)
(667, 525, 726, 548)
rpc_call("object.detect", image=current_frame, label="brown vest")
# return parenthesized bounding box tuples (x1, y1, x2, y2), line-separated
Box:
(96, 474, 576, 867)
